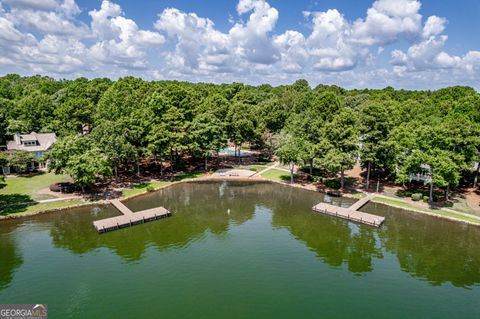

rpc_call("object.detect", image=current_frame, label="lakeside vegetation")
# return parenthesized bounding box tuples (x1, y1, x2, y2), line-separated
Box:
(0, 74, 480, 215)
(122, 181, 171, 198)
(0, 199, 84, 217)
(372, 197, 480, 224)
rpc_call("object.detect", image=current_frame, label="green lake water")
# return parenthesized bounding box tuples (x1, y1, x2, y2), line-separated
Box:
(1, 181, 479, 318)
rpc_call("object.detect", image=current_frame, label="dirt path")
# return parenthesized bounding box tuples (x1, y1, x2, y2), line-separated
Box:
(465, 188, 480, 212)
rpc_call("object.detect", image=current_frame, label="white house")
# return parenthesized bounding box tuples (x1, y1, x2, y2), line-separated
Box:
(3, 132, 57, 174)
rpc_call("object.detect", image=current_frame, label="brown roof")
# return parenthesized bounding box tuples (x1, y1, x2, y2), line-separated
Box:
(7, 132, 57, 152)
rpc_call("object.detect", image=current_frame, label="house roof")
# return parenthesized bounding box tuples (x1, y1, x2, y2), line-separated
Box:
(7, 132, 57, 152)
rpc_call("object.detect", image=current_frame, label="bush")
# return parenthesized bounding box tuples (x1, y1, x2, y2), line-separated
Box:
(411, 193, 423, 201)
(324, 179, 341, 190)
(146, 185, 155, 192)
(423, 196, 429, 202)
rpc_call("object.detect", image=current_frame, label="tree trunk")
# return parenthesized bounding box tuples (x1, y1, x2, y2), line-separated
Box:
(429, 179, 434, 202)
(445, 185, 449, 201)
(474, 161, 480, 188)
(309, 158, 313, 175)
(290, 161, 294, 184)
(376, 179, 380, 193)
(169, 149, 174, 176)
(340, 167, 345, 190)
(160, 157, 163, 177)
(114, 164, 119, 183)
(366, 161, 371, 191)
(205, 155, 208, 171)
(136, 160, 141, 177)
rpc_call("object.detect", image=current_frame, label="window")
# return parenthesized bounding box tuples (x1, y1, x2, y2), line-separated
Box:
(24, 141, 37, 146)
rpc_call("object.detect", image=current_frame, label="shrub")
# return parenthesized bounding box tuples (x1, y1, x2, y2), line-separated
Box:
(249, 167, 258, 172)
(324, 179, 341, 190)
(423, 196, 429, 202)
(146, 185, 155, 192)
(411, 193, 423, 201)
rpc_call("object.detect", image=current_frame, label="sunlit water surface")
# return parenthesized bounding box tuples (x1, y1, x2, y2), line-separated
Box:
(1, 181, 479, 318)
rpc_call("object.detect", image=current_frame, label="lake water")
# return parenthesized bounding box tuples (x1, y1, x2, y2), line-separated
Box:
(1, 181, 479, 318)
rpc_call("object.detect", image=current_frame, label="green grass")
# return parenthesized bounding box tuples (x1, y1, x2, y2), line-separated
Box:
(261, 168, 294, 182)
(450, 197, 479, 216)
(245, 164, 270, 172)
(351, 193, 367, 199)
(173, 171, 207, 181)
(0, 199, 84, 217)
(122, 181, 171, 198)
(248, 165, 267, 172)
(0, 172, 71, 201)
(372, 196, 480, 224)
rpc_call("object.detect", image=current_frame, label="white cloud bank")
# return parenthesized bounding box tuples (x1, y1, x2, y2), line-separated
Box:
(0, 0, 478, 89)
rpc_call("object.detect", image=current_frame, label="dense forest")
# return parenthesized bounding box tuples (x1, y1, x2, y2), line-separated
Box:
(0, 74, 479, 201)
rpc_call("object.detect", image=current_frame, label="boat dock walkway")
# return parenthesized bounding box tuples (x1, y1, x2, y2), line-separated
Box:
(312, 195, 385, 227)
(93, 199, 171, 233)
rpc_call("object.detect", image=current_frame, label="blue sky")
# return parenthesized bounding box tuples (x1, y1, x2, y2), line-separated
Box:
(0, 0, 479, 89)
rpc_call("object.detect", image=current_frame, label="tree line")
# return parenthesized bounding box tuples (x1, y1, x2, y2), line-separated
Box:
(0, 74, 479, 199)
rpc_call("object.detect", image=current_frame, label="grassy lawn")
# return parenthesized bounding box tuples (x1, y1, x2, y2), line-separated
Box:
(0, 173, 71, 202)
(122, 172, 207, 198)
(0, 199, 84, 217)
(372, 196, 480, 224)
(351, 192, 367, 199)
(244, 164, 270, 172)
(450, 197, 479, 216)
(173, 171, 207, 181)
(261, 168, 294, 182)
(122, 181, 171, 198)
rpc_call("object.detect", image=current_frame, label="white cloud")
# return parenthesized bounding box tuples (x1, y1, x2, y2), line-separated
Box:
(0, 0, 478, 90)
(390, 18, 480, 77)
(422, 15, 446, 38)
(2, 0, 59, 11)
(87, 1, 164, 67)
(351, 0, 422, 45)
(154, 0, 280, 76)
(6, 8, 89, 37)
(154, 8, 232, 73)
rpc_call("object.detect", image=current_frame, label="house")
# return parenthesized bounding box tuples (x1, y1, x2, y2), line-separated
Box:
(3, 132, 57, 174)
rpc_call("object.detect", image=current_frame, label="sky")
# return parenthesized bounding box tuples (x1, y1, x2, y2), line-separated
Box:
(0, 0, 479, 90)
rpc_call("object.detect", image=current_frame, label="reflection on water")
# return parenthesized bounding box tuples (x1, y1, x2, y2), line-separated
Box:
(1, 181, 480, 293)
(0, 222, 23, 289)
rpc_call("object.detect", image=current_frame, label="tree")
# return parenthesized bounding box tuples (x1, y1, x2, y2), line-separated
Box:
(322, 109, 359, 190)
(7, 151, 36, 172)
(396, 150, 460, 202)
(276, 133, 300, 183)
(91, 121, 136, 183)
(190, 112, 227, 170)
(358, 101, 394, 190)
(47, 135, 112, 191)
(227, 102, 256, 159)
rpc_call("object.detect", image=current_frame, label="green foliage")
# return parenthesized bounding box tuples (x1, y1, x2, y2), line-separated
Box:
(146, 185, 155, 192)
(7, 151, 36, 171)
(47, 135, 112, 189)
(0, 74, 479, 197)
(324, 179, 341, 190)
(0, 153, 8, 167)
(411, 193, 423, 201)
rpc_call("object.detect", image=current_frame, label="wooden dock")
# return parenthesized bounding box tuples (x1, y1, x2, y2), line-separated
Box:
(93, 199, 171, 233)
(312, 195, 385, 227)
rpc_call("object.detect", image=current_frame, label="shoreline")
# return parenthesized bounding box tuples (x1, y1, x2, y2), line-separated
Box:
(1, 176, 480, 227)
